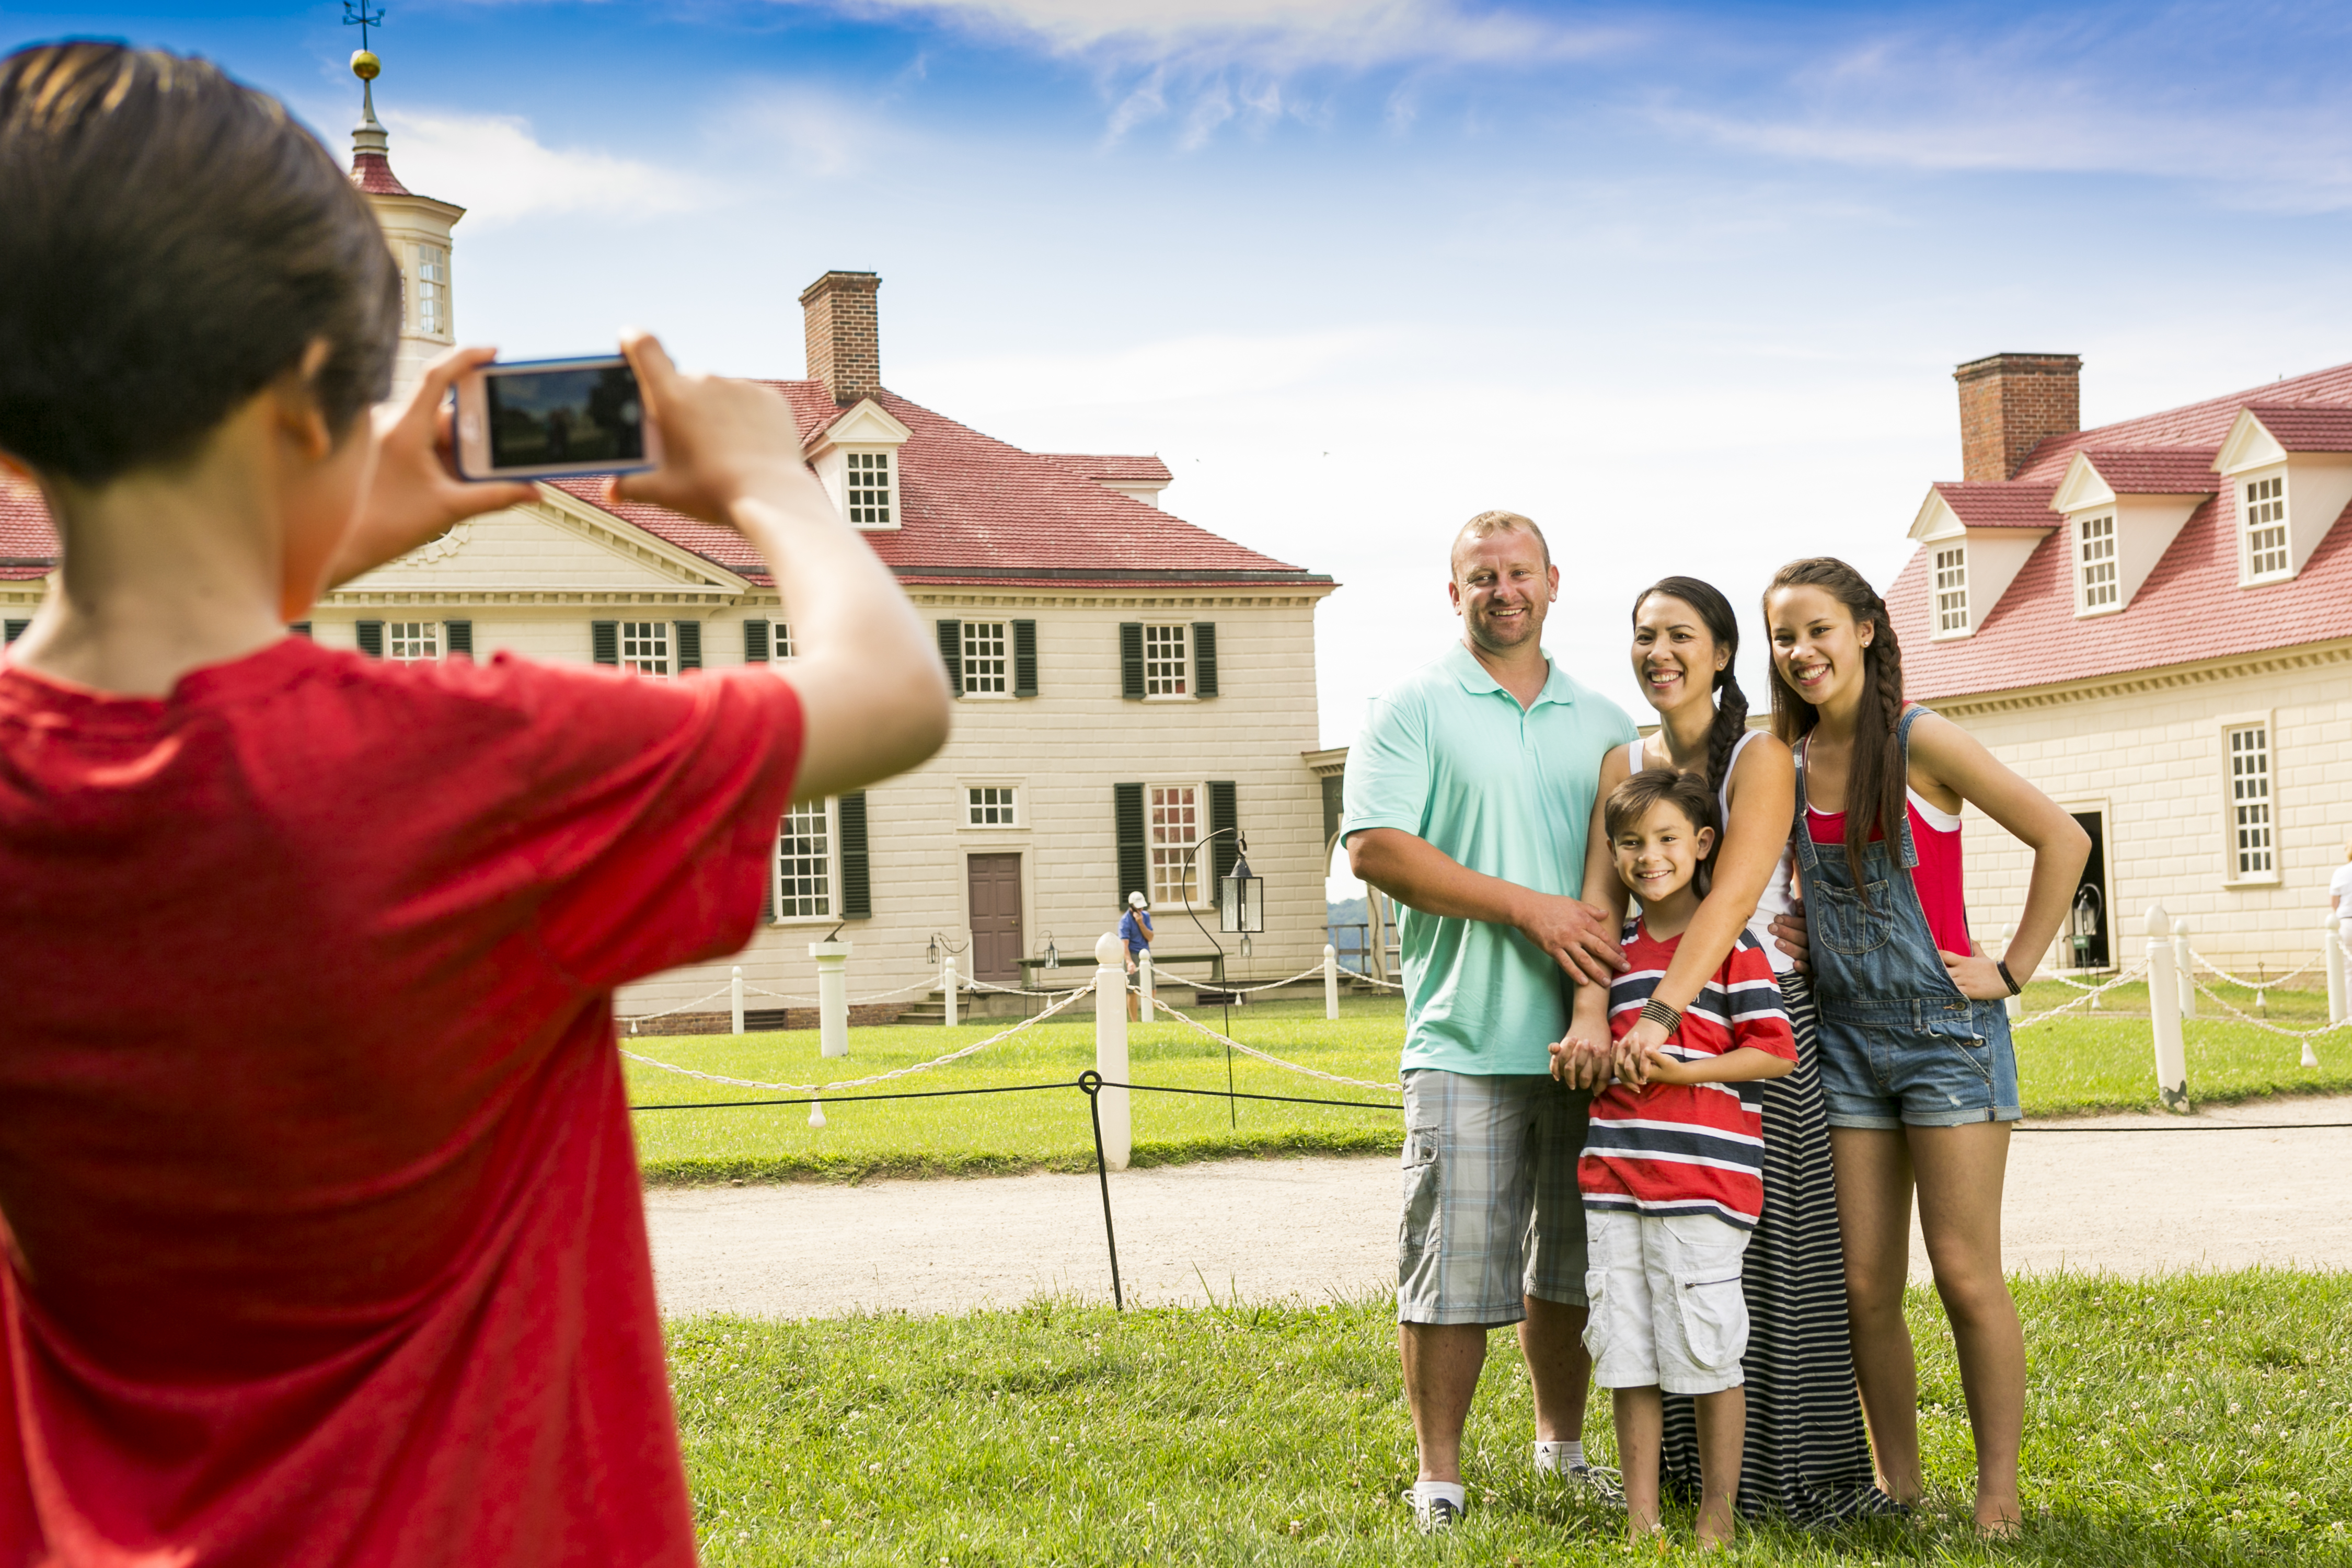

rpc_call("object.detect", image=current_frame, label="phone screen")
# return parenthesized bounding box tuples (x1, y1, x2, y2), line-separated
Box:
(485, 363, 645, 469)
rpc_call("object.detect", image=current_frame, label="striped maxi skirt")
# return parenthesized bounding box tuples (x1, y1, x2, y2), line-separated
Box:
(1658, 973, 1898, 1525)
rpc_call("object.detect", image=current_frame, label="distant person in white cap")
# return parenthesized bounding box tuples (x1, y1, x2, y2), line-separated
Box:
(2331, 838, 2352, 947)
(1119, 891, 1155, 1022)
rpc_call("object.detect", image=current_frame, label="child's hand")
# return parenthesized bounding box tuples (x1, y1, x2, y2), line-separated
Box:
(1611, 1039, 1651, 1088)
(1552, 1018, 1615, 1090)
(1640, 1047, 1692, 1086)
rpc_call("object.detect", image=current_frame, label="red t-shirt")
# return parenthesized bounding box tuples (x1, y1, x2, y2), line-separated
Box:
(0, 638, 803, 1566)
(1804, 793, 1972, 958)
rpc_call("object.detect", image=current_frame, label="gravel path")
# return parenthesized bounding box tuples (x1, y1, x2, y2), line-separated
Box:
(644, 1093, 2352, 1320)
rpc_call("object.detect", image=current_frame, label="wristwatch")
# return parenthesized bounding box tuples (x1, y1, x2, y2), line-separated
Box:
(1996, 961, 2021, 996)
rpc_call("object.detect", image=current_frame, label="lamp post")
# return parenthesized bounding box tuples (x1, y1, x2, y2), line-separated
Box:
(1178, 828, 1268, 1126)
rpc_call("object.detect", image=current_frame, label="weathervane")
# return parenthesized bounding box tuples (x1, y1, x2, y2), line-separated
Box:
(343, 0, 384, 53)
(344, 1, 386, 123)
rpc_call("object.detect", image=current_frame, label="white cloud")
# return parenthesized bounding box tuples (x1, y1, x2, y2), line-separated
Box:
(900, 325, 1406, 412)
(379, 110, 715, 223)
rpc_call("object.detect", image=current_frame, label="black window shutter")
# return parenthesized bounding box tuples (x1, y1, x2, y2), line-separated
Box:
(5, 618, 31, 643)
(591, 620, 618, 666)
(1115, 782, 1148, 905)
(936, 619, 963, 696)
(1192, 621, 1219, 697)
(443, 619, 474, 658)
(355, 620, 384, 659)
(744, 619, 770, 663)
(838, 792, 871, 918)
(286, 622, 312, 640)
(1119, 623, 1145, 699)
(762, 823, 777, 922)
(1012, 619, 1037, 698)
(1209, 780, 1239, 884)
(675, 620, 702, 672)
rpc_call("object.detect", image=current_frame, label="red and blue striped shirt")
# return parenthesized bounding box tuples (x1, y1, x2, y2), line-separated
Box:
(1578, 920, 1796, 1228)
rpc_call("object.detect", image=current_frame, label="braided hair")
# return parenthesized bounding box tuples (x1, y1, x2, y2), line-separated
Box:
(1761, 557, 1907, 905)
(1633, 576, 1749, 798)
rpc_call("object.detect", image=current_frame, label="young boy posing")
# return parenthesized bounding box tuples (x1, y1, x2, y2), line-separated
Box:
(1552, 769, 1795, 1551)
(0, 44, 949, 1564)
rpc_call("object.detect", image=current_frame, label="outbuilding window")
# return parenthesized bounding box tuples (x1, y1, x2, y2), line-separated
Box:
(961, 622, 1009, 695)
(1933, 546, 1969, 633)
(2078, 515, 2117, 611)
(967, 786, 1019, 827)
(2226, 724, 2274, 878)
(775, 800, 834, 918)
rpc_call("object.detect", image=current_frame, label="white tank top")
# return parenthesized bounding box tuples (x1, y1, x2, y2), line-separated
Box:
(1624, 732, 1796, 975)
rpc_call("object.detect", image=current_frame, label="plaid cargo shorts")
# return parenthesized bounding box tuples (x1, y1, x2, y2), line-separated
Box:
(1397, 1069, 1592, 1327)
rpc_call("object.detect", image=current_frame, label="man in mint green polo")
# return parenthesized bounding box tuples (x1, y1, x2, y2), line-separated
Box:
(1341, 509, 1636, 1534)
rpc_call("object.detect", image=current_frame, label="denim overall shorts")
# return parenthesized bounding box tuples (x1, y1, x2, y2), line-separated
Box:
(1794, 706, 2021, 1130)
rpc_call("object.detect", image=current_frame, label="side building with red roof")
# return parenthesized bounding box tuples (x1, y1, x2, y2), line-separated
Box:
(0, 107, 1340, 1027)
(1887, 352, 2352, 976)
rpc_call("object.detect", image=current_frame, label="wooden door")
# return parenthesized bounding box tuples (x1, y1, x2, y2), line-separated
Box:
(968, 854, 1024, 985)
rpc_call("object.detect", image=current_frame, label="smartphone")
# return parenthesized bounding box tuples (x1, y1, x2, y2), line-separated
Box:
(453, 355, 661, 481)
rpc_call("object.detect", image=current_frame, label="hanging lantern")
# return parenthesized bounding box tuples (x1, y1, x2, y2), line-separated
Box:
(926, 933, 941, 967)
(1219, 849, 1265, 935)
(1044, 934, 1061, 970)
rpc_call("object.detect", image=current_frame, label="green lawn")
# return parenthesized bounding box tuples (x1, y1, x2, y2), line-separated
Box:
(627, 991, 2352, 1184)
(671, 1271, 2352, 1565)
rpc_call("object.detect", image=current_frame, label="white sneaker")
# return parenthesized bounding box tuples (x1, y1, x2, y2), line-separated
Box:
(1406, 1484, 1464, 1535)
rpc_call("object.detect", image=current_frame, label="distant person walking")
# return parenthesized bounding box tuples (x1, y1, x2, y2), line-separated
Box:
(1762, 558, 2086, 1535)
(1563, 576, 1894, 1524)
(1342, 510, 1636, 1533)
(2331, 840, 2352, 947)
(1120, 891, 1154, 1022)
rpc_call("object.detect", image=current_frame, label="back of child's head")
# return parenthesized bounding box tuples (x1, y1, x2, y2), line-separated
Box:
(0, 42, 399, 489)
(1604, 767, 1718, 899)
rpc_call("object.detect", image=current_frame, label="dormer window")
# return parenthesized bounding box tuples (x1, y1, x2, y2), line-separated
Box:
(2077, 515, 2118, 611)
(2243, 474, 2289, 581)
(1933, 546, 1969, 633)
(845, 451, 892, 526)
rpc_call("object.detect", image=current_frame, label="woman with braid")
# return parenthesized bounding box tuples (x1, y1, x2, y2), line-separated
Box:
(1559, 577, 1893, 1524)
(1762, 559, 2085, 1534)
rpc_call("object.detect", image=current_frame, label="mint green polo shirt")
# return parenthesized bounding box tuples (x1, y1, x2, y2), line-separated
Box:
(1340, 642, 1636, 1077)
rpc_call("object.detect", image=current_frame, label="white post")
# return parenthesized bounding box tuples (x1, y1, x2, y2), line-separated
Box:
(1324, 942, 1340, 1021)
(942, 952, 958, 1029)
(2173, 917, 2197, 1020)
(811, 940, 851, 1058)
(1137, 950, 1155, 1019)
(2324, 911, 2347, 1029)
(1093, 932, 1131, 1171)
(1999, 924, 2021, 1022)
(2145, 904, 2188, 1113)
(731, 965, 745, 1036)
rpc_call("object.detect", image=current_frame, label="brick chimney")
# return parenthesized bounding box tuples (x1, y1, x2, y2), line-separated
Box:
(800, 271, 882, 405)
(1953, 352, 2081, 481)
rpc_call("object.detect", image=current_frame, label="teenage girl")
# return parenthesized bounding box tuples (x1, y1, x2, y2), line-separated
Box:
(1568, 577, 1887, 1524)
(1762, 558, 2087, 1533)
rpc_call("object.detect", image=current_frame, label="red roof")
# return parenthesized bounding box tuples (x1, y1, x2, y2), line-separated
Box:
(1043, 453, 1173, 486)
(1894, 361, 2352, 701)
(1933, 481, 2059, 528)
(2075, 448, 2219, 495)
(0, 386, 1319, 593)
(350, 152, 410, 197)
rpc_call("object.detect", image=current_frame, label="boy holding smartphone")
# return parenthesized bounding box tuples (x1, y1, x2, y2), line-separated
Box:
(0, 43, 949, 1565)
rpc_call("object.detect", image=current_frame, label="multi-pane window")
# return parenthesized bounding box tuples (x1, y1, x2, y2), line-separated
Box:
(1149, 785, 1200, 906)
(962, 621, 1008, 695)
(2227, 725, 2274, 877)
(1933, 547, 1969, 633)
(967, 787, 1018, 827)
(2245, 475, 2288, 579)
(2078, 515, 2118, 610)
(620, 621, 670, 677)
(1144, 625, 1189, 695)
(845, 452, 891, 526)
(775, 800, 833, 917)
(386, 621, 440, 662)
(771, 621, 794, 660)
(416, 246, 446, 336)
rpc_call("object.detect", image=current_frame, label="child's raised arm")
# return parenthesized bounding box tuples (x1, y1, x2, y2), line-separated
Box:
(609, 332, 951, 802)
(1639, 1044, 1792, 1086)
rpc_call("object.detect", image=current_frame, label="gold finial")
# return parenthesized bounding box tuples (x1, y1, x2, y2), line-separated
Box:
(350, 49, 380, 82)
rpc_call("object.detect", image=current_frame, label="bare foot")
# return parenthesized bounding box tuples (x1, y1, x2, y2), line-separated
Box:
(1695, 1505, 1736, 1552)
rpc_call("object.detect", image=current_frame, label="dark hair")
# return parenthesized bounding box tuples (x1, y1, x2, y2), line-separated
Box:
(1602, 768, 1718, 901)
(1632, 575, 1749, 797)
(1762, 557, 1907, 903)
(0, 42, 400, 487)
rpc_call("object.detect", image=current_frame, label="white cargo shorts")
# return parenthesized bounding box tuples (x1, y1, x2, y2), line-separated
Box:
(1581, 1208, 1751, 1396)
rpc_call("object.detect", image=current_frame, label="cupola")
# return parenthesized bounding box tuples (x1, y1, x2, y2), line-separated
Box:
(347, 46, 465, 396)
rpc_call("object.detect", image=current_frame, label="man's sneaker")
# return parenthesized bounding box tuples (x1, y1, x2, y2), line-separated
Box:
(1563, 1463, 1627, 1509)
(1407, 1486, 1464, 1535)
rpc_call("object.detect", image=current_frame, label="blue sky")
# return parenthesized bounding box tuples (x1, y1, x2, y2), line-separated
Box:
(12, 2, 2352, 756)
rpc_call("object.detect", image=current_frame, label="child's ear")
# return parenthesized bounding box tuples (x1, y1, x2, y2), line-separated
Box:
(1696, 825, 1716, 858)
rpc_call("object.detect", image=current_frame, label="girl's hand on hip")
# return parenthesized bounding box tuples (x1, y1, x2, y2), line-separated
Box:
(1940, 943, 2011, 1001)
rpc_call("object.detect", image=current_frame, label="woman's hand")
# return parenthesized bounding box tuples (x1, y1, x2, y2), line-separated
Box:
(327, 345, 536, 589)
(1940, 941, 2013, 1001)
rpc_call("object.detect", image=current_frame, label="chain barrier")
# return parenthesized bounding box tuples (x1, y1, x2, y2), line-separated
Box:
(1142, 990, 1403, 1093)
(2186, 976, 2348, 1042)
(621, 985, 1090, 1096)
(2011, 963, 2151, 1030)
(743, 978, 942, 1006)
(1336, 967, 1406, 991)
(2190, 951, 2321, 993)
(618, 985, 734, 1033)
(963, 975, 1093, 998)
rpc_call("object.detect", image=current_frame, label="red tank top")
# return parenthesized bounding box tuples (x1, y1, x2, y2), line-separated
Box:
(1805, 792, 1972, 958)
